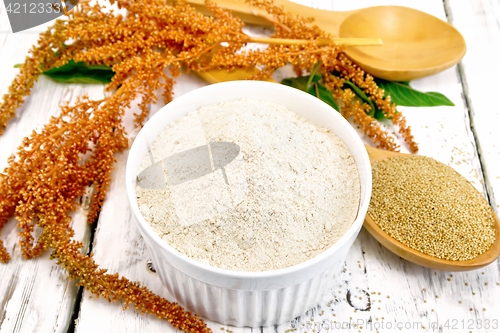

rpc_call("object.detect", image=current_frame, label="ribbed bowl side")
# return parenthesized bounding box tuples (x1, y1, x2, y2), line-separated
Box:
(146, 242, 349, 327)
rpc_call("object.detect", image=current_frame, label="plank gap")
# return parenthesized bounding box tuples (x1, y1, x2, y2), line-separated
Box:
(65, 201, 101, 333)
(443, 0, 495, 209)
(66, 286, 84, 333)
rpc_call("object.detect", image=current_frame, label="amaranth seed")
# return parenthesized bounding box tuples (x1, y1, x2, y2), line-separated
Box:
(368, 156, 496, 261)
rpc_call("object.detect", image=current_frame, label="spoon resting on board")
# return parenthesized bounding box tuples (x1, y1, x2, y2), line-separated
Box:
(182, 0, 466, 81)
(364, 145, 500, 271)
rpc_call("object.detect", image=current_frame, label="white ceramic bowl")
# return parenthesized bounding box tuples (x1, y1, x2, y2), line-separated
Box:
(126, 81, 372, 327)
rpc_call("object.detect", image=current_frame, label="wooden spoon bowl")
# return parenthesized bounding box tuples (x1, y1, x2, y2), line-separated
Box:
(364, 145, 500, 271)
(181, 0, 466, 81)
(339, 6, 467, 81)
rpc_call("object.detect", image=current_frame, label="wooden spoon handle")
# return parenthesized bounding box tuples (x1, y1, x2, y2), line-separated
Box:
(248, 36, 382, 46)
(364, 145, 412, 166)
(177, 0, 351, 35)
(177, 0, 271, 26)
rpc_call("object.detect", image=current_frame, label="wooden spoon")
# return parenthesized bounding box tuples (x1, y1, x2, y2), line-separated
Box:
(183, 0, 466, 81)
(364, 145, 500, 271)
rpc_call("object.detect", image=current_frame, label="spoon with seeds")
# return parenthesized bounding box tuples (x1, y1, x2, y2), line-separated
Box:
(182, 0, 467, 81)
(364, 145, 500, 271)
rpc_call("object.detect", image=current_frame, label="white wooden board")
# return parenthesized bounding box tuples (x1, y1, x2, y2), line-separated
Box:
(74, 1, 500, 332)
(446, 0, 500, 216)
(0, 1, 499, 333)
(0, 4, 103, 331)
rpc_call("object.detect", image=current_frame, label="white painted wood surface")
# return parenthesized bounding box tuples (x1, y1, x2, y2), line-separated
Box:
(0, 4, 100, 331)
(0, 0, 499, 333)
(446, 0, 500, 216)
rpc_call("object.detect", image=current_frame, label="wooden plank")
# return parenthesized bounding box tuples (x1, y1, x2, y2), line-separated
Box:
(0, 31, 103, 332)
(68, 1, 499, 333)
(74, 150, 175, 332)
(445, 0, 500, 217)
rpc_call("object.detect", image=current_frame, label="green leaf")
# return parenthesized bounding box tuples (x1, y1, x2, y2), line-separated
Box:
(306, 62, 322, 90)
(281, 75, 339, 112)
(42, 60, 114, 84)
(373, 106, 387, 120)
(314, 83, 339, 111)
(374, 78, 454, 107)
(282, 75, 320, 92)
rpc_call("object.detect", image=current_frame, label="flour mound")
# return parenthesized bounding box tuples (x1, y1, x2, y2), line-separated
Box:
(136, 99, 360, 272)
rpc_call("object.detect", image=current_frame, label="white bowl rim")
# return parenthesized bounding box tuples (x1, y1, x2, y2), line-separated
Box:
(126, 81, 372, 280)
